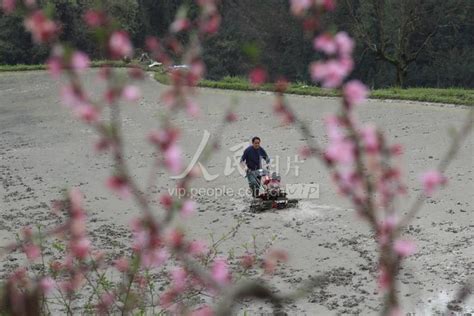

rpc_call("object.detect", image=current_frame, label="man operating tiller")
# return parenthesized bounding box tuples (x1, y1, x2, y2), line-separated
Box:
(240, 136, 270, 197)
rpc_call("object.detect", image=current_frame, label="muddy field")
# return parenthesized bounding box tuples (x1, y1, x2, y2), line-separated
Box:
(0, 71, 472, 315)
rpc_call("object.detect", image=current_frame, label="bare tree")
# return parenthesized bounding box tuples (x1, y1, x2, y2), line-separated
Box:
(343, 0, 463, 87)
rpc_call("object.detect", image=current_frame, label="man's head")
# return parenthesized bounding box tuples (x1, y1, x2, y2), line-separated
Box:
(252, 136, 261, 149)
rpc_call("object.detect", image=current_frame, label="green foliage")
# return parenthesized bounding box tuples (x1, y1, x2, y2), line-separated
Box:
(154, 72, 473, 105)
(0, 60, 131, 72)
(0, 0, 472, 88)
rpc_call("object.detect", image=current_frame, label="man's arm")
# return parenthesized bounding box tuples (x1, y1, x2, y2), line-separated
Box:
(240, 148, 248, 171)
(261, 148, 270, 163)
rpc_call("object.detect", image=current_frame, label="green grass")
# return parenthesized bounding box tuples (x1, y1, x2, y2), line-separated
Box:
(154, 73, 473, 106)
(370, 87, 474, 105)
(1, 63, 471, 105)
(0, 60, 131, 72)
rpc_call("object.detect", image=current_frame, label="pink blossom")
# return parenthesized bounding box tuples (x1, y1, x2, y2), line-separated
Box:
(83, 10, 106, 28)
(298, 145, 312, 159)
(61, 85, 86, 108)
(49, 261, 62, 273)
(191, 305, 214, 316)
(97, 293, 115, 315)
(161, 89, 177, 108)
(321, 0, 336, 11)
(47, 56, 63, 79)
(170, 18, 190, 33)
(92, 250, 105, 262)
(225, 111, 238, 122)
(388, 307, 402, 316)
(94, 138, 112, 152)
(334, 31, 354, 56)
(21, 226, 33, 239)
(263, 249, 288, 274)
(160, 193, 174, 210)
(180, 199, 196, 218)
(164, 144, 182, 174)
(114, 257, 129, 272)
(420, 170, 447, 196)
(211, 258, 230, 284)
(170, 267, 187, 291)
(393, 239, 417, 257)
(159, 289, 176, 309)
(39, 277, 56, 295)
(390, 144, 403, 156)
(324, 115, 344, 142)
(189, 61, 205, 83)
(343, 80, 369, 107)
(313, 33, 337, 55)
(106, 175, 131, 199)
(109, 31, 133, 59)
(148, 128, 180, 150)
(71, 237, 91, 260)
(24, 0, 37, 8)
(380, 215, 398, 232)
(69, 188, 85, 219)
(290, 0, 312, 16)
(128, 66, 144, 80)
(202, 13, 221, 34)
(165, 229, 184, 248)
(188, 240, 208, 256)
(360, 124, 379, 153)
(71, 51, 90, 72)
(281, 111, 295, 125)
(325, 140, 354, 164)
(377, 215, 398, 245)
(74, 105, 99, 123)
(122, 85, 141, 102)
(24, 10, 59, 44)
(104, 88, 120, 105)
(249, 67, 267, 86)
(24, 244, 40, 261)
(132, 230, 148, 252)
(186, 99, 200, 117)
(240, 253, 255, 269)
(70, 217, 86, 238)
(377, 266, 391, 291)
(338, 57, 355, 74)
(275, 77, 289, 92)
(334, 169, 363, 197)
(310, 59, 352, 88)
(145, 36, 160, 52)
(2, 0, 16, 14)
(141, 249, 169, 269)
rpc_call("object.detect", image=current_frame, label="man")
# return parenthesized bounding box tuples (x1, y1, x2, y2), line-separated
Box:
(240, 136, 270, 197)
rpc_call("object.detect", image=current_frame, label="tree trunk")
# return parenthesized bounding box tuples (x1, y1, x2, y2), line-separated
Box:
(395, 65, 406, 88)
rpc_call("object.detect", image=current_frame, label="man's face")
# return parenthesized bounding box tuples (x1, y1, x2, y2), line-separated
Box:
(252, 139, 260, 149)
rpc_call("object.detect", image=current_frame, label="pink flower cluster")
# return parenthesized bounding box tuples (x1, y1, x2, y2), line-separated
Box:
(420, 170, 447, 196)
(310, 32, 357, 89)
(67, 189, 91, 260)
(196, 0, 221, 34)
(24, 10, 59, 44)
(149, 127, 183, 175)
(109, 31, 133, 60)
(290, 0, 336, 16)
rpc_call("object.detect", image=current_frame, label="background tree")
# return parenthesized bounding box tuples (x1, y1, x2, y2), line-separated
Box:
(0, 0, 472, 88)
(341, 0, 465, 87)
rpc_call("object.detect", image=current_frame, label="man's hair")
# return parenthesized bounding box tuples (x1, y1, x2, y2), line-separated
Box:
(252, 136, 261, 143)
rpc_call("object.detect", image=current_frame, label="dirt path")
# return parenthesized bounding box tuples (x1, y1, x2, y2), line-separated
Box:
(0, 71, 472, 314)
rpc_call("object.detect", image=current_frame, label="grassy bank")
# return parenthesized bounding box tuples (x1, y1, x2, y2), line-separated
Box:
(0, 60, 131, 72)
(155, 73, 473, 106)
(1, 63, 471, 105)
